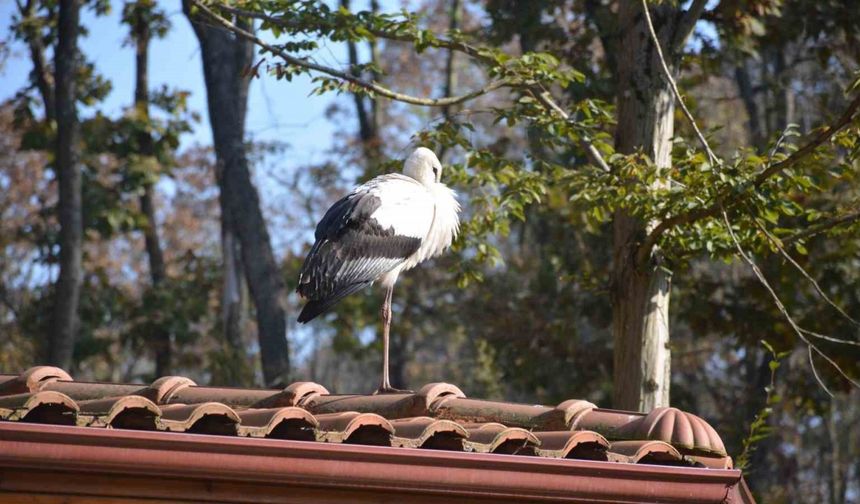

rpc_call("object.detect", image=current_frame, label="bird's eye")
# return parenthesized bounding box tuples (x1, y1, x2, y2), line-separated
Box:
(432, 167, 439, 178)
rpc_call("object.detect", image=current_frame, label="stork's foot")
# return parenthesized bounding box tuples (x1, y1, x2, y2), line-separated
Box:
(373, 385, 414, 395)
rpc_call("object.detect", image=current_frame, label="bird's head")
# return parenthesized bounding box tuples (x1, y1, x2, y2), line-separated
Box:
(403, 147, 443, 186)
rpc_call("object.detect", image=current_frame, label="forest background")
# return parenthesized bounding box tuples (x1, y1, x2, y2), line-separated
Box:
(1, 1, 859, 502)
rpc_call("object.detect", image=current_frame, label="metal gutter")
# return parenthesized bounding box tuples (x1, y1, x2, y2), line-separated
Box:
(0, 422, 744, 503)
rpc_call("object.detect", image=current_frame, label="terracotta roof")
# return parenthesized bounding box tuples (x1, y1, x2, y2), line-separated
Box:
(0, 366, 752, 502)
(0, 366, 731, 468)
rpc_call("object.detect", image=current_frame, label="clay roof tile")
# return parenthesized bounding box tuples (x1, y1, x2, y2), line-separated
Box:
(0, 390, 78, 424)
(463, 423, 540, 455)
(533, 430, 610, 460)
(76, 395, 161, 430)
(608, 440, 686, 465)
(315, 411, 395, 445)
(236, 407, 318, 439)
(159, 402, 240, 435)
(390, 416, 469, 449)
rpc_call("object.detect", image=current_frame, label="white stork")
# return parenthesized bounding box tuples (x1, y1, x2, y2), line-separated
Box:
(297, 147, 460, 393)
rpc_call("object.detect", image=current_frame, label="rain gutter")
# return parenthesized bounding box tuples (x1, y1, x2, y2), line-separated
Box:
(0, 422, 751, 503)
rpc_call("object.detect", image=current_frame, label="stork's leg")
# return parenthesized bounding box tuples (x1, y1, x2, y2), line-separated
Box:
(375, 284, 410, 394)
(380, 284, 393, 390)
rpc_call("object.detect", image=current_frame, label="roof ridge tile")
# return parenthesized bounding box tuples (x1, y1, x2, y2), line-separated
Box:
(0, 366, 72, 396)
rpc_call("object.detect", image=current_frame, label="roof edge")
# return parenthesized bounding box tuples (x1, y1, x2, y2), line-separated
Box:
(0, 422, 743, 504)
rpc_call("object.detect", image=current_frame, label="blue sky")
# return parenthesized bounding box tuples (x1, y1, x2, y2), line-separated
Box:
(0, 1, 353, 166)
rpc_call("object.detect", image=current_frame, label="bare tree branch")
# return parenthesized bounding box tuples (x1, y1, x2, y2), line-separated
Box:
(808, 345, 834, 397)
(802, 328, 860, 348)
(812, 344, 860, 389)
(722, 209, 851, 396)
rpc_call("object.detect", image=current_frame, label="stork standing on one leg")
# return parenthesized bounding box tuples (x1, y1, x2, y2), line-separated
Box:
(296, 147, 460, 393)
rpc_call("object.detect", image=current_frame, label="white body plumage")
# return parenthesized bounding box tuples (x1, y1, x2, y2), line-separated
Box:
(297, 147, 459, 323)
(370, 173, 460, 287)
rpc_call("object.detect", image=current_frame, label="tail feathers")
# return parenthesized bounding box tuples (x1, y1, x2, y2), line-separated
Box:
(297, 282, 371, 323)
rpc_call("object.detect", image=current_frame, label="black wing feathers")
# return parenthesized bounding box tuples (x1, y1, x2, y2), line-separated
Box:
(297, 190, 421, 323)
(297, 281, 369, 323)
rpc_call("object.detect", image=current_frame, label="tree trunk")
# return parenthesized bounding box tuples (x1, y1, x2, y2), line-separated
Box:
(437, 0, 461, 161)
(184, 6, 290, 386)
(342, 0, 381, 166)
(611, 2, 679, 412)
(828, 393, 851, 504)
(48, 0, 82, 370)
(772, 50, 794, 135)
(441, 0, 461, 121)
(218, 164, 250, 383)
(131, 2, 171, 377)
(368, 0, 381, 138)
(734, 62, 765, 148)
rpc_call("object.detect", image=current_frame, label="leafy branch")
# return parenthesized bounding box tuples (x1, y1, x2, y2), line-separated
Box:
(735, 340, 787, 473)
(188, 0, 611, 172)
(212, 3, 494, 64)
(189, 0, 511, 107)
(641, 93, 860, 254)
(781, 207, 860, 245)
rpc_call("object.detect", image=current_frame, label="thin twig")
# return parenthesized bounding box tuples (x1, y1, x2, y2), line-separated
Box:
(812, 345, 860, 389)
(802, 329, 860, 348)
(808, 346, 833, 397)
(782, 208, 860, 245)
(528, 88, 611, 172)
(190, 0, 510, 107)
(722, 210, 834, 396)
(753, 217, 860, 330)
